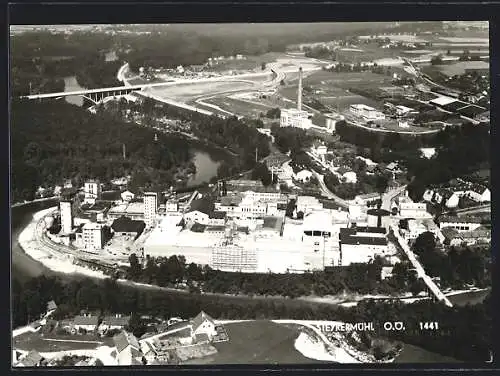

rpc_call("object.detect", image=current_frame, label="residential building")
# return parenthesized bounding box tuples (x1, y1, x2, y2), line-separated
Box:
(354, 192, 380, 205)
(111, 216, 146, 240)
(398, 200, 430, 219)
(438, 216, 483, 232)
(339, 226, 388, 266)
(440, 227, 463, 246)
(113, 331, 143, 366)
(296, 196, 324, 215)
(84, 179, 101, 205)
(184, 210, 210, 225)
(467, 185, 491, 203)
(349, 104, 385, 121)
(80, 201, 110, 222)
(81, 222, 105, 252)
(295, 170, 313, 183)
(402, 219, 444, 243)
(99, 314, 131, 333)
(144, 192, 159, 228)
(190, 311, 217, 340)
(73, 313, 99, 333)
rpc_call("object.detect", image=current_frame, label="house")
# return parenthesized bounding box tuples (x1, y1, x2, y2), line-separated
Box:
(111, 216, 146, 240)
(354, 192, 380, 205)
(208, 211, 227, 226)
(113, 331, 143, 366)
(99, 314, 131, 333)
(184, 198, 215, 225)
(438, 215, 483, 233)
(73, 314, 99, 333)
(195, 333, 210, 344)
(16, 350, 45, 367)
(121, 190, 136, 202)
(295, 169, 313, 183)
(342, 171, 357, 184)
(460, 225, 491, 246)
(190, 311, 217, 340)
(445, 192, 461, 209)
(466, 185, 490, 203)
(385, 162, 399, 173)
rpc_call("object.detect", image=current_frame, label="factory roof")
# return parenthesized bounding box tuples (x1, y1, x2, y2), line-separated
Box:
(111, 216, 146, 234)
(219, 195, 243, 206)
(191, 223, 207, 233)
(206, 225, 226, 232)
(430, 96, 457, 107)
(262, 216, 283, 232)
(340, 227, 388, 246)
(188, 198, 215, 215)
(209, 211, 227, 219)
(439, 215, 484, 224)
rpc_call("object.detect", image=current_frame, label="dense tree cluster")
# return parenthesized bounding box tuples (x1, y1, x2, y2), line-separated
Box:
(10, 100, 193, 202)
(411, 232, 491, 289)
(270, 124, 315, 154)
(12, 274, 492, 362)
(10, 31, 121, 95)
(251, 162, 277, 186)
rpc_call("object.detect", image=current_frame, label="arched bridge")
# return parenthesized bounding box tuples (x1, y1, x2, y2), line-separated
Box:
(19, 82, 176, 104)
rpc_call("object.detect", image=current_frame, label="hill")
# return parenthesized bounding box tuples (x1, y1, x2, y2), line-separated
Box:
(10, 100, 194, 202)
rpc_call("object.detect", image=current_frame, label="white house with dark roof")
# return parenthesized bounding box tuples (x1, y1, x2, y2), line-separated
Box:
(121, 190, 136, 202)
(190, 311, 217, 340)
(438, 216, 483, 233)
(113, 331, 143, 366)
(466, 185, 490, 203)
(73, 313, 99, 333)
(99, 314, 131, 334)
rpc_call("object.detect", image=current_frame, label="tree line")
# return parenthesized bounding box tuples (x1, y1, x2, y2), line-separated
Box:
(12, 274, 491, 362)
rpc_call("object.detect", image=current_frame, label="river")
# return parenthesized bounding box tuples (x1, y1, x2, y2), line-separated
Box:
(63, 76, 86, 107)
(188, 150, 221, 186)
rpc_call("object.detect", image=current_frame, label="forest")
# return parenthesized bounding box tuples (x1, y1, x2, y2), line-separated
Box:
(10, 31, 121, 95)
(12, 274, 491, 362)
(10, 100, 193, 202)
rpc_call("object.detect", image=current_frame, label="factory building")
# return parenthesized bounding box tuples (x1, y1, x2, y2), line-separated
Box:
(143, 192, 159, 228)
(83, 179, 101, 205)
(280, 67, 314, 130)
(81, 222, 105, 252)
(339, 226, 388, 266)
(59, 189, 79, 234)
(349, 104, 385, 121)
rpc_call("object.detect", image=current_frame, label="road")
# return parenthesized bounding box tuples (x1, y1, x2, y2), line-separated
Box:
(444, 204, 491, 216)
(390, 224, 453, 307)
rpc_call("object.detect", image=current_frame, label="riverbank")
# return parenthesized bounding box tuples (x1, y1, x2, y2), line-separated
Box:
(11, 196, 58, 209)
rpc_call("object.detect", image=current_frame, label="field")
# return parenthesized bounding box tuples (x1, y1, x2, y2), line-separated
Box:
(188, 321, 330, 364)
(13, 331, 112, 352)
(205, 96, 274, 118)
(435, 61, 490, 77)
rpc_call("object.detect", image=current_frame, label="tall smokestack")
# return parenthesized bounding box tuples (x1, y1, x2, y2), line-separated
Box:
(297, 66, 303, 111)
(122, 143, 126, 160)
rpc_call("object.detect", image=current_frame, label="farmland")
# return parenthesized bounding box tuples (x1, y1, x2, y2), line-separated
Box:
(13, 331, 113, 353)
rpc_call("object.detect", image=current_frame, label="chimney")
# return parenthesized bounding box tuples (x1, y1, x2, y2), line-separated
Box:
(122, 143, 126, 160)
(297, 67, 303, 111)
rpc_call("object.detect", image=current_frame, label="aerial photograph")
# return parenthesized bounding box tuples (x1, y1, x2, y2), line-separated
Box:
(10, 21, 491, 367)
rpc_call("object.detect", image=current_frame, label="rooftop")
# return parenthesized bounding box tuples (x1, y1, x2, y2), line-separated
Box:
(209, 211, 227, 219)
(101, 315, 131, 327)
(430, 96, 457, 107)
(262, 216, 283, 232)
(111, 216, 146, 234)
(191, 311, 215, 332)
(188, 198, 215, 215)
(113, 331, 140, 353)
(340, 226, 388, 246)
(73, 315, 99, 326)
(439, 215, 484, 224)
